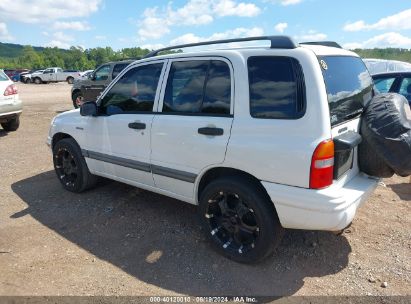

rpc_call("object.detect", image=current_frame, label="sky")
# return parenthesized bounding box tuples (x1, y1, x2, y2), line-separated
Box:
(0, 0, 411, 50)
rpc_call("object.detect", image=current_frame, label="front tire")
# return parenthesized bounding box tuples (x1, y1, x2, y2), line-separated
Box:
(53, 138, 97, 193)
(33, 77, 42, 84)
(72, 91, 83, 109)
(199, 176, 284, 263)
(1, 116, 20, 131)
(25, 77, 31, 84)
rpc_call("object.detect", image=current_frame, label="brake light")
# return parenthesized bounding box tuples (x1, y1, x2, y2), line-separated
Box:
(310, 139, 334, 189)
(4, 84, 18, 96)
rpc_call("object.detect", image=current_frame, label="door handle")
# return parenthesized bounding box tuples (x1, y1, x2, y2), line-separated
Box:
(198, 127, 224, 136)
(128, 122, 146, 130)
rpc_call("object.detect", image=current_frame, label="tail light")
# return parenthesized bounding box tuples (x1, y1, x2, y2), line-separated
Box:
(310, 139, 334, 189)
(4, 84, 18, 96)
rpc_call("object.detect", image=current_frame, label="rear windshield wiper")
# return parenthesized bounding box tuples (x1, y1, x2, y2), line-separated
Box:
(344, 108, 363, 120)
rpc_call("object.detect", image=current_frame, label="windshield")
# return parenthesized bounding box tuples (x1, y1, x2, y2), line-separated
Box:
(320, 56, 373, 126)
(0, 70, 9, 81)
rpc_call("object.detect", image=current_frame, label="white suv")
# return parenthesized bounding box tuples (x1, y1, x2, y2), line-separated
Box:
(47, 36, 379, 263)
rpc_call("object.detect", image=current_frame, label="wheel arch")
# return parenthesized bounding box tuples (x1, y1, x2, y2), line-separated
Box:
(196, 166, 273, 207)
(52, 132, 74, 149)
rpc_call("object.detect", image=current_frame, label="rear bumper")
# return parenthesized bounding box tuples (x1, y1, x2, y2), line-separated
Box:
(262, 173, 379, 231)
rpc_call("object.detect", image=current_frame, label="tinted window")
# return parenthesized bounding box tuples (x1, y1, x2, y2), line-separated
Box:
(112, 63, 130, 79)
(202, 61, 231, 115)
(374, 77, 396, 93)
(0, 70, 8, 81)
(321, 56, 373, 126)
(163, 60, 208, 113)
(100, 63, 163, 114)
(163, 60, 231, 115)
(248, 56, 305, 119)
(399, 77, 411, 101)
(94, 65, 110, 81)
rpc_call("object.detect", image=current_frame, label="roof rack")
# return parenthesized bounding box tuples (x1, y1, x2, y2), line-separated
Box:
(144, 36, 298, 58)
(300, 41, 342, 48)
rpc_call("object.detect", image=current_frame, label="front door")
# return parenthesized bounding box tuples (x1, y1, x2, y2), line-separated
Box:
(83, 64, 110, 102)
(82, 61, 166, 187)
(150, 58, 234, 200)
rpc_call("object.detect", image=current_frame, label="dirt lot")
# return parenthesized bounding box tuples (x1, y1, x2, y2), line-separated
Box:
(0, 83, 410, 297)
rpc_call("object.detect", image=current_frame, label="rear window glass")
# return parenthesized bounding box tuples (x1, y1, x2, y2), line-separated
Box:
(320, 56, 373, 126)
(0, 70, 8, 81)
(248, 56, 305, 119)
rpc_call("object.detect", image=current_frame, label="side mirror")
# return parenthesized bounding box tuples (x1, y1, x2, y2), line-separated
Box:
(80, 101, 98, 116)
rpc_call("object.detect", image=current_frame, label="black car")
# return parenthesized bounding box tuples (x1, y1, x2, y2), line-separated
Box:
(71, 60, 133, 108)
(372, 72, 411, 106)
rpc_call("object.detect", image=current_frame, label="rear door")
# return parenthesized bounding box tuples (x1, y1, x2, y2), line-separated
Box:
(319, 56, 374, 182)
(150, 58, 234, 200)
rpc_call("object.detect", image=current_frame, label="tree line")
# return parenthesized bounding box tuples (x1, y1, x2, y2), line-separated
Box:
(1, 44, 411, 71)
(0, 45, 152, 70)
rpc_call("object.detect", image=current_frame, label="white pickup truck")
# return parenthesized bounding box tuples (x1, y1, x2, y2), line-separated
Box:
(31, 67, 80, 84)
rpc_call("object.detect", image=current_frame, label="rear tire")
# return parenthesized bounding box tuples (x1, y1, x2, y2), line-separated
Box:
(198, 176, 284, 264)
(1, 116, 20, 131)
(358, 137, 394, 178)
(67, 77, 74, 84)
(53, 138, 97, 193)
(25, 78, 31, 84)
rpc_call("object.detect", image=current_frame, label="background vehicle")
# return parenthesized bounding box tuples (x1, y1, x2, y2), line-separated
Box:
(20, 69, 45, 83)
(71, 60, 132, 108)
(79, 70, 94, 78)
(4, 69, 29, 82)
(49, 36, 380, 263)
(364, 58, 411, 75)
(0, 69, 22, 131)
(373, 72, 411, 107)
(32, 67, 80, 84)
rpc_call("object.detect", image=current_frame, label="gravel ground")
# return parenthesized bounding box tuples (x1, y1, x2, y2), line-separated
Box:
(0, 83, 410, 297)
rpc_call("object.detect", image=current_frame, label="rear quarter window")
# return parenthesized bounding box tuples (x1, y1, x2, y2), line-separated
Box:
(248, 56, 305, 119)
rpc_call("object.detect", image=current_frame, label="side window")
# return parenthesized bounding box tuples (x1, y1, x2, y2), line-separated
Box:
(203, 61, 231, 115)
(94, 65, 110, 81)
(100, 63, 163, 114)
(248, 56, 305, 119)
(112, 63, 129, 79)
(398, 77, 411, 100)
(44, 69, 53, 74)
(374, 77, 396, 93)
(163, 60, 231, 115)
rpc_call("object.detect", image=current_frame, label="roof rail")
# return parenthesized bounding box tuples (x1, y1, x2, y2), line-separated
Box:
(300, 41, 342, 48)
(144, 36, 298, 58)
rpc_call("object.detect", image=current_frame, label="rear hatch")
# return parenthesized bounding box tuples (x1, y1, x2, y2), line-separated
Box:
(319, 56, 374, 182)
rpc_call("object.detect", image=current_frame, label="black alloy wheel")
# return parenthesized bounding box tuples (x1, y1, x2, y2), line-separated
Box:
(199, 176, 284, 263)
(52, 138, 97, 192)
(205, 191, 259, 255)
(54, 147, 79, 189)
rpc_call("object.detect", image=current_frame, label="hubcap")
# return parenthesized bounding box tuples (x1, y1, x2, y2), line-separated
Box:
(206, 191, 259, 254)
(55, 148, 78, 187)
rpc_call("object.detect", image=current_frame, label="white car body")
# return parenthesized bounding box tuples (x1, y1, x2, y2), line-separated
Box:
(48, 42, 378, 232)
(0, 70, 22, 121)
